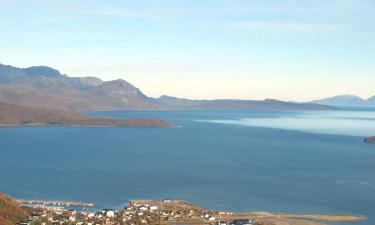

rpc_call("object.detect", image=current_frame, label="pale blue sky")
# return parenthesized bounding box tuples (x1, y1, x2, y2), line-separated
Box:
(0, 0, 374, 100)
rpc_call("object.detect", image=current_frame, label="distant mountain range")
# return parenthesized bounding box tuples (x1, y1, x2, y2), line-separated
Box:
(153, 95, 335, 110)
(0, 63, 335, 111)
(312, 95, 375, 107)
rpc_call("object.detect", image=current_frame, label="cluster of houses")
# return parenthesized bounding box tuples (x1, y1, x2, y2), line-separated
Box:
(18, 206, 120, 225)
(20, 199, 257, 225)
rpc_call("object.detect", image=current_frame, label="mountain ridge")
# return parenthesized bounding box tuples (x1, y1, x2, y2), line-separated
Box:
(0, 63, 157, 110)
(153, 95, 336, 110)
(0, 63, 336, 111)
(312, 95, 375, 107)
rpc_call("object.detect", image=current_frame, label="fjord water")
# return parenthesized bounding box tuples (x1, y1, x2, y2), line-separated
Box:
(1, 109, 375, 225)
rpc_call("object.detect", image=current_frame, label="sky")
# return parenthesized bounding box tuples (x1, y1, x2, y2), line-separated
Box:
(0, 0, 374, 101)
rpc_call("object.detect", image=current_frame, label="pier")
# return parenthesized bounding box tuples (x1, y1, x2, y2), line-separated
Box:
(16, 199, 94, 207)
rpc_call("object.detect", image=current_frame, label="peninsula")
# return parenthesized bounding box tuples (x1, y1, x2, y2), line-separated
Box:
(0, 101, 173, 128)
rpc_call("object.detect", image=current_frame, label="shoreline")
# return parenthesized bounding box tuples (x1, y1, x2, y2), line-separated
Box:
(17, 198, 367, 225)
(0, 123, 176, 128)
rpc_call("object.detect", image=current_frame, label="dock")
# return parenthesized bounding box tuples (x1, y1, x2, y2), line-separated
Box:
(16, 199, 94, 207)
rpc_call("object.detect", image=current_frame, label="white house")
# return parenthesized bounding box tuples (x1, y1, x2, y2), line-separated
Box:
(106, 210, 115, 217)
(150, 206, 158, 211)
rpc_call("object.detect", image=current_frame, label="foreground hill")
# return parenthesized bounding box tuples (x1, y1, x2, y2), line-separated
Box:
(0, 193, 28, 225)
(0, 63, 335, 111)
(312, 95, 375, 107)
(0, 101, 172, 128)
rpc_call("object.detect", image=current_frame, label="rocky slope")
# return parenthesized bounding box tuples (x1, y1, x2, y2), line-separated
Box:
(0, 63, 158, 111)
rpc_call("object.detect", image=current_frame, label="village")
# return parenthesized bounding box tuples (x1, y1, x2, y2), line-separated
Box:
(17, 199, 257, 225)
(16, 199, 366, 225)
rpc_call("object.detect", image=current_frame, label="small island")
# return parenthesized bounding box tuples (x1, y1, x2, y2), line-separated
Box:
(364, 136, 375, 144)
(0, 101, 173, 128)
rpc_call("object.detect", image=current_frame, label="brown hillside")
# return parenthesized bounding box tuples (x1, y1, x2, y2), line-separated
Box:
(0, 193, 28, 225)
(0, 101, 86, 125)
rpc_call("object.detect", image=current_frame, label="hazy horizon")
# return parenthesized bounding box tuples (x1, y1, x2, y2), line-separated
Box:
(2, 61, 374, 102)
(1, 0, 374, 101)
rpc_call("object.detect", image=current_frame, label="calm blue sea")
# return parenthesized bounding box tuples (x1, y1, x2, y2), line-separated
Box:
(1, 109, 375, 225)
